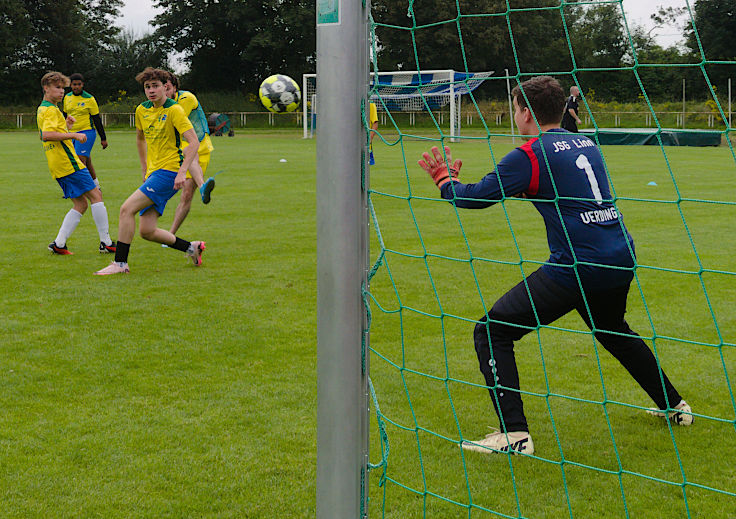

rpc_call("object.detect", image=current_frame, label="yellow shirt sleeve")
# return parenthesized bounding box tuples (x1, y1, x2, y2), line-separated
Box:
(134, 106, 143, 130)
(40, 106, 63, 132)
(176, 92, 198, 117)
(171, 104, 194, 136)
(87, 96, 100, 116)
(370, 103, 378, 126)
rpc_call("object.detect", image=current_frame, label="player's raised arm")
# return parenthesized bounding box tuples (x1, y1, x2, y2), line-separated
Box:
(419, 145, 531, 209)
(418, 145, 462, 187)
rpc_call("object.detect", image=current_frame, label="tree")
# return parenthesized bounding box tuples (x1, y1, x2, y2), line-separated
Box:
(686, 0, 736, 61)
(568, 4, 628, 69)
(151, 0, 315, 93)
(0, 0, 31, 69)
(84, 30, 170, 104)
(371, 0, 583, 72)
(0, 0, 124, 104)
(371, 0, 584, 98)
(685, 0, 735, 102)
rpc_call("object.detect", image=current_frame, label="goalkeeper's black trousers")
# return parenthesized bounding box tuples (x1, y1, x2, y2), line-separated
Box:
(473, 268, 683, 433)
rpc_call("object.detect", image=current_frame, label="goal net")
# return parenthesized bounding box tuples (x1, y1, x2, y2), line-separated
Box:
(303, 69, 495, 139)
(358, 1, 736, 518)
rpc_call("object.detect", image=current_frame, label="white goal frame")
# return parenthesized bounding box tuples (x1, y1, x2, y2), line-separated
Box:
(303, 69, 494, 140)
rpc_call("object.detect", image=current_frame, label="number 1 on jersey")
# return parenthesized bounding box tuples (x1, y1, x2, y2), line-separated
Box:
(575, 154, 603, 204)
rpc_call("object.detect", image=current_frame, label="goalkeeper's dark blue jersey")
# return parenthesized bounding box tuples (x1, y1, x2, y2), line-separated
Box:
(440, 129, 635, 290)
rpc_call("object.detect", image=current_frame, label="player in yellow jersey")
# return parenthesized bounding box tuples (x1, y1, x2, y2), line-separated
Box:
(369, 102, 378, 165)
(94, 67, 207, 275)
(37, 72, 116, 255)
(164, 72, 216, 235)
(63, 73, 108, 188)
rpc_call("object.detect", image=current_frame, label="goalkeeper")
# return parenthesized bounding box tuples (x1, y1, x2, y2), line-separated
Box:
(418, 76, 691, 457)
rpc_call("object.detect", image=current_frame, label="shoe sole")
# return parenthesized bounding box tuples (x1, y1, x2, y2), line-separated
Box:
(201, 178, 215, 204)
(99, 248, 116, 253)
(49, 246, 73, 255)
(646, 402, 693, 426)
(94, 263, 130, 275)
(461, 439, 534, 455)
(192, 242, 206, 266)
(461, 443, 532, 455)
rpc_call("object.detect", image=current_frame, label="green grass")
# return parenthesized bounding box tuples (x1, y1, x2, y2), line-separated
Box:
(1, 130, 317, 518)
(1, 130, 735, 518)
(365, 135, 736, 518)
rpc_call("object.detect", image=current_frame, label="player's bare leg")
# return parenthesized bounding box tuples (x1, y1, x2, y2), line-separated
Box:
(141, 208, 206, 265)
(94, 190, 150, 275)
(79, 155, 97, 180)
(72, 194, 90, 215)
(116, 190, 150, 244)
(188, 154, 205, 187)
(188, 155, 215, 205)
(169, 178, 195, 235)
(140, 208, 177, 245)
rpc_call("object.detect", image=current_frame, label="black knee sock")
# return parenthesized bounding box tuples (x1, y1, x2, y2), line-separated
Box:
(170, 237, 191, 252)
(115, 241, 130, 263)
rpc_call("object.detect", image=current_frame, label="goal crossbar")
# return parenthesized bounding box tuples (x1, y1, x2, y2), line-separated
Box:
(303, 69, 494, 138)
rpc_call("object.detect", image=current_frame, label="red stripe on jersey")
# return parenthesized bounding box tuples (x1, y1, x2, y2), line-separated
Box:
(519, 138, 540, 196)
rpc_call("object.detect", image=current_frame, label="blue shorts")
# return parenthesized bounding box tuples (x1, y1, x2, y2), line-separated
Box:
(73, 129, 97, 157)
(138, 169, 179, 216)
(56, 168, 96, 199)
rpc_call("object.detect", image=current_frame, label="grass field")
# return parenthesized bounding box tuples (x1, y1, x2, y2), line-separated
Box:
(2, 129, 735, 518)
(367, 132, 736, 518)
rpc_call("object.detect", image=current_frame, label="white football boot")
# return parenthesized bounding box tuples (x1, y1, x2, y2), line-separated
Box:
(646, 400, 693, 426)
(461, 429, 534, 455)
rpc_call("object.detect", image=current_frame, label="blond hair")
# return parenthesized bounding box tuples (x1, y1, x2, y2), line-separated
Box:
(41, 71, 70, 88)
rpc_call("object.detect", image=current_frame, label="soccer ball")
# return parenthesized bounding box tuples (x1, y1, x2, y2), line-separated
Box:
(259, 74, 301, 113)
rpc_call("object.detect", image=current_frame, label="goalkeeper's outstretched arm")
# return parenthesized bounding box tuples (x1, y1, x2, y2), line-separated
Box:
(419, 145, 532, 209)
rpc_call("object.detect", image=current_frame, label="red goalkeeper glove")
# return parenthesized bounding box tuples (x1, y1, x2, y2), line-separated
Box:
(418, 145, 462, 188)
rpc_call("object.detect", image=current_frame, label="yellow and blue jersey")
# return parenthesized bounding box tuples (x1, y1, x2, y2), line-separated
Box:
(63, 91, 100, 132)
(37, 101, 85, 179)
(369, 102, 378, 127)
(135, 98, 194, 177)
(173, 90, 214, 155)
(369, 102, 378, 151)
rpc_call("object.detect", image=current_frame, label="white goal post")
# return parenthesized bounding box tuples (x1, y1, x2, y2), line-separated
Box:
(303, 69, 495, 139)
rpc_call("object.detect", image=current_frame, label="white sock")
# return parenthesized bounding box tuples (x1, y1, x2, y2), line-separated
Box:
(55, 209, 82, 247)
(90, 202, 112, 245)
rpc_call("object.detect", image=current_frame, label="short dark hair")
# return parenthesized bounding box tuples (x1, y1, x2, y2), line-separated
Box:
(69, 73, 84, 82)
(166, 71, 179, 91)
(511, 76, 566, 125)
(135, 67, 169, 84)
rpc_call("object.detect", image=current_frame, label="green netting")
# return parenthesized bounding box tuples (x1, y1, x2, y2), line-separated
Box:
(362, 1, 736, 517)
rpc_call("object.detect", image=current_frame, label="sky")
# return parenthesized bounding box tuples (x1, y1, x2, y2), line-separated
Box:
(118, 0, 689, 44)
(118, 0, 161, 36)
